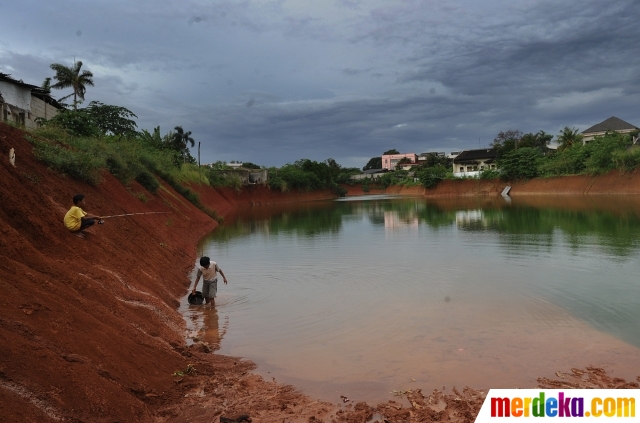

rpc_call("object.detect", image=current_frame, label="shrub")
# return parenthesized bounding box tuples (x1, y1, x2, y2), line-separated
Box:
(417, 165, 448, 188)
(613, 148, 640, 172)
(498, 147, 542, 180)
(135, 169, 160, 193)
(26, 136, 104, 185)
(479, 169, 501, 180)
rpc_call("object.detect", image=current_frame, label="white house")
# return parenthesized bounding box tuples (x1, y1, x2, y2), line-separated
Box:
(0, 73, 61, 129)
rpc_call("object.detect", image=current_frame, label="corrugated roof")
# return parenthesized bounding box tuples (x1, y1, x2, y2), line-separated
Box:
(0, 73, 40, 90)
(453, 149, 496, 162)
(582, 116, 638, 134)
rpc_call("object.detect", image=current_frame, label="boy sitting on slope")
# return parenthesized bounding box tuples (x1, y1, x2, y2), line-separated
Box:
(192, 256, 228, 306)
(63, 194, 103, 238)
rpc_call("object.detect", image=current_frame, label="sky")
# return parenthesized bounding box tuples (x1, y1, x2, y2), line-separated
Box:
(1, 0, 639, 168)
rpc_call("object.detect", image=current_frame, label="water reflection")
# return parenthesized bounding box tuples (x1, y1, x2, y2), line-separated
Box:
(192, 194, 640, 402)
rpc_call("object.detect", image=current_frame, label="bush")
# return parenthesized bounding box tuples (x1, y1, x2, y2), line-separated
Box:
(479, 169, 501, 180)
(416, 165, 448, 188)
(26, 136, 103, 185)
(135, 169, 160, 193)
(498, 147, 542, 180)
(613, 148, 640, 172)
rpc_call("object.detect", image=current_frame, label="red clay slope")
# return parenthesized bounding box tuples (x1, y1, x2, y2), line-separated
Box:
(0, 122, 343, 423)
(0, 122, 224, 422)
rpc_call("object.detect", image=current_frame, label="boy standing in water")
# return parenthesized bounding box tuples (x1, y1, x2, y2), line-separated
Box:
(192, 256, 228, 306)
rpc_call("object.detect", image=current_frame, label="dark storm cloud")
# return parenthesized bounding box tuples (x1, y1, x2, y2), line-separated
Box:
(1, 0, 639, 167)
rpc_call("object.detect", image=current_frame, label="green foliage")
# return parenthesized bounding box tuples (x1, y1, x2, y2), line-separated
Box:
(39, 101, 138, 138)
(378, 170, 408, 188)
(538, 144, 589, 176)
(50, 60, 94, 109)
(584, 133, 627, 174)
(363, 156, 382, 171)
(416, 165, 448, 188)
(208, 170, 243, 191)
(383, 149, 400, 155)
(43, 109, 100, 137)
(479, 169, 501, 180)
(85, 101, 138, 137)
(26, 135, 103, 185)
(499, 147, 542, 180)
(242, 162, 261, 169)
(135, 169, 160, 193)
(557, 127, 584, 151)
(613, 148, 640, 172)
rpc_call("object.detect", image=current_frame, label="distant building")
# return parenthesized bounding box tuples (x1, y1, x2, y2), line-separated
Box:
(581, 116, 639, 144)
(417, 151, 445, 162)
(452, 148, 497, 178)
(351, 168, 387, 180)
(0, 73, 61, 129)
(381, 153, 418, 170)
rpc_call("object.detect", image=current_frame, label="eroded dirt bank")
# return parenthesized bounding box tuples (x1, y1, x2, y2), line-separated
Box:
(345, 169, 640, 198)
(2, 121, 639, 423)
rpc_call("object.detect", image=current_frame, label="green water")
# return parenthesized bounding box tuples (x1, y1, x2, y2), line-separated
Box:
(184, 195, 640, 402)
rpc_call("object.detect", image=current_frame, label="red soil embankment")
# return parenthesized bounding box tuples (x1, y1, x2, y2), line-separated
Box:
(0, 123, 341, 423)
(0, 123, 220, 422)
(345, 170, 640, 198)
(2, 120, 639, 423)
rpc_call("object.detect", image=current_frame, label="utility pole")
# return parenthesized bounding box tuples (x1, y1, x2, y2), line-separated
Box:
(198, 142, 201, 167)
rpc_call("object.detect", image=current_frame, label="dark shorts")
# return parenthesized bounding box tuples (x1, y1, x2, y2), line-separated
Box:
(202, 279, 218, 299)
(79, 218, 95, 231)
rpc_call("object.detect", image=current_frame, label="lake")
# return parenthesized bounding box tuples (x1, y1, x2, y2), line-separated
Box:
(180, 194, 640, 403)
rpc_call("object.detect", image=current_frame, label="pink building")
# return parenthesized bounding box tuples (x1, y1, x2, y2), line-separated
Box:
(381, 153, 418, 170)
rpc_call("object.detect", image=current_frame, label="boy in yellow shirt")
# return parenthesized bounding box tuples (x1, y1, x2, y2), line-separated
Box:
(63, 194, 103, 238)
(192, 256, 228, 306)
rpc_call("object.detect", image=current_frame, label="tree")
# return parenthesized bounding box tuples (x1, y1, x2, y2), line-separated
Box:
(242, 162, 261, 169)
(85, 101, 138, 138)
(170, 126, 195, 163)
(363, 156, 382, 171)
(383, 149, 400, 155)
(41, 77, 52, 93)
(50, 60, 94, 110)
(492, 130, 523, 159)
(557, 127, 584, 151)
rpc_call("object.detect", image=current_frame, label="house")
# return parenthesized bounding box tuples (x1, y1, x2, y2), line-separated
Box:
(452, 148, 497, 178)
(417, 151, 445, 162)
(210, 168, 268, 185)
(351, 168, 387, 180)
(581, 116, 639, 144)
(0, 73, 61, 129)
(381, 153, 418, 170)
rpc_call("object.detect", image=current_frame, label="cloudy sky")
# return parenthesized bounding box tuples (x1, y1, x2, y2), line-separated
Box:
(1, 0, 639, 168)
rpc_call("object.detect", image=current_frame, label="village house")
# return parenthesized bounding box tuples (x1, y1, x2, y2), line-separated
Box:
(452, 148, 497, 178)
(381, 153, 418, 170)
(581, 116, 639, 144)
(0, 73, 61, 129)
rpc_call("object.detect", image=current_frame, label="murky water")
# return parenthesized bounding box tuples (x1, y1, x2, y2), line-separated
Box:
(180, 195, 640, 403)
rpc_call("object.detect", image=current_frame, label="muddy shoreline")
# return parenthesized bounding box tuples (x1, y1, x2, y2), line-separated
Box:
(2, 121, 640, 422)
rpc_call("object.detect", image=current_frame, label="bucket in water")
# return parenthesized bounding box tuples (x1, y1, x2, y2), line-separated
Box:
(188, 291, 204, 305)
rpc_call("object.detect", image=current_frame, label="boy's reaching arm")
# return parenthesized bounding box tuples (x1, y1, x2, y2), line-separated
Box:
(192, 269, 202, 293)
(219, 268, 228, 285)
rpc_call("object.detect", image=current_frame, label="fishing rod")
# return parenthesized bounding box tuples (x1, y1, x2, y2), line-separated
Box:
(98, 211, 170, 223)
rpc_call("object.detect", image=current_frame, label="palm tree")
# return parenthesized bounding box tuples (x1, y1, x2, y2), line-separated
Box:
(41, 77, 52, 93)
(557, 127, 584, 151)
(50, 60, 94, 110)
(172, 126, 195, 162)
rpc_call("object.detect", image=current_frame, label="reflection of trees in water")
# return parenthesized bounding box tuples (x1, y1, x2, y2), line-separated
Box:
(204, 197, 640, 257)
